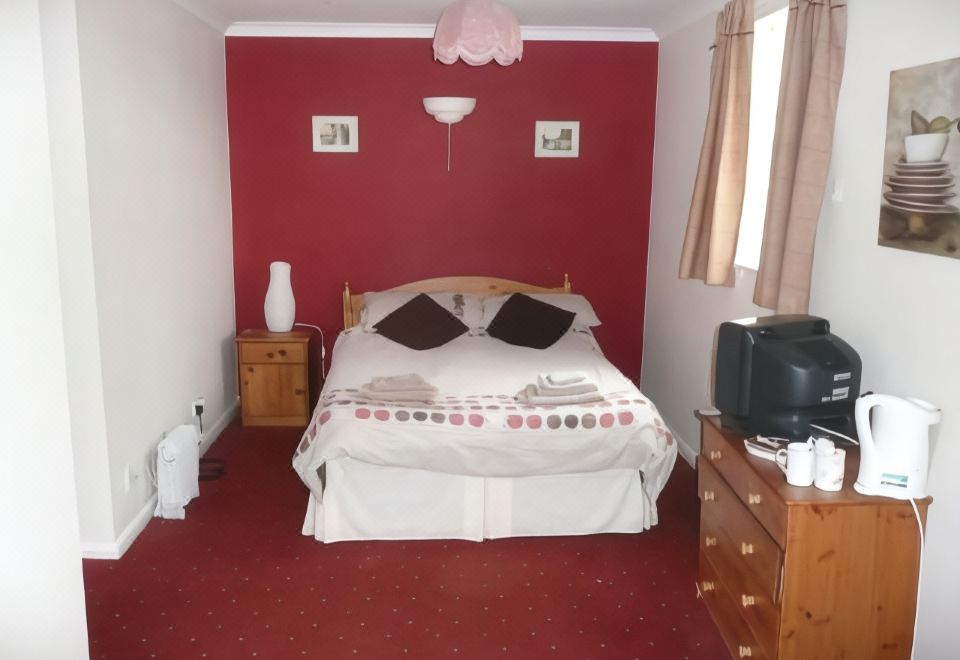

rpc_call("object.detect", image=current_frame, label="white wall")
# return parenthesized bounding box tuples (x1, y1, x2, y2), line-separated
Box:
(643, 9, 765, 465)
(644, 1, 959, 655)
(0, 1, 89, 656)
(41, 0, 116, 548)
(74, 0, 237, 545)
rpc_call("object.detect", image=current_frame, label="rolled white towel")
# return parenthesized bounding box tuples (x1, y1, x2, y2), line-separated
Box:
(538, 371, 590, 389)
(537, 381, 598, 396)
(359, 386, 437, 403)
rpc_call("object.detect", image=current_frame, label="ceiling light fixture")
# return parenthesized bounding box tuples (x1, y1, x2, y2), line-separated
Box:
(423, 97, 477, 172)
(433, 0, 523, 67)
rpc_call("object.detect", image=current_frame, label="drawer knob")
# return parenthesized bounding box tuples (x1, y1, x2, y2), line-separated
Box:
(741, 594, 756, 607)
(703, 490, 716, 502)
(701, 581, 716, 593)
(709, 450, 722, 460)
(279, 349, 287, 356)
(704, 536, 718, 547)
(294, 388, 305, 396)
(748, 493, 762, 505)
(266, 352, 275, 358)
(247, 367, 254, 373)
(739, 645, 753, 657)
(741, 542, 755, 555)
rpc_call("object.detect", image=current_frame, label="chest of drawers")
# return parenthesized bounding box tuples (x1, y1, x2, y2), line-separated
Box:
(696, 413, 929, 659)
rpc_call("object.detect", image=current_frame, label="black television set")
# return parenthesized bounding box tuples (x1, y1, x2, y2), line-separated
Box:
(714, 315, 862, 439)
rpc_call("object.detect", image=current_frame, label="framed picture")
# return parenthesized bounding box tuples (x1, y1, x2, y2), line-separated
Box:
(878, 56, 960, 259)
(312, 116, 358, 153)
(535, 121, 580, 158)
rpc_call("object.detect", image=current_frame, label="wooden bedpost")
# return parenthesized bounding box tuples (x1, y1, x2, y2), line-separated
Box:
(342, 282, 352, 328)
(563, 273, 571, 293)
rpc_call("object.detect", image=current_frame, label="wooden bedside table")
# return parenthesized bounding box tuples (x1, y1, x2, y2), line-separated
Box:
(236, 329, 312, 427)
(695, 412, 929, 659)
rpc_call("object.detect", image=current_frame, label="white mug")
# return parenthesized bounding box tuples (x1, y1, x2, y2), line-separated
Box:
(775, 441, 815, 487)
(815, 447, 846, 491)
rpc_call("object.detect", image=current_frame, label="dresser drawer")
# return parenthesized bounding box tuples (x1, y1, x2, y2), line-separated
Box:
(240, 341, 305, 364)
(699, 553, 767, 660)
(703, 423, 787, 547)
(699, 459, 783, 601)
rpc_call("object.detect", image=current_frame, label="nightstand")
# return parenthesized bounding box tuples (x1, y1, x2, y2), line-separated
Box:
(236, 329, 312, 426)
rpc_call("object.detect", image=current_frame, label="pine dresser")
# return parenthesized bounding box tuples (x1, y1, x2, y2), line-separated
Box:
(696, 412, 930, 659)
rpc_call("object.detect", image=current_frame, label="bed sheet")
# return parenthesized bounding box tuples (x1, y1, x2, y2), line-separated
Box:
(292, 329, 677, 511)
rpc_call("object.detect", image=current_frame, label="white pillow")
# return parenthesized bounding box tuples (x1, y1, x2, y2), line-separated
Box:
(360, 291, 484, 332)
(480, 293, 601, 330)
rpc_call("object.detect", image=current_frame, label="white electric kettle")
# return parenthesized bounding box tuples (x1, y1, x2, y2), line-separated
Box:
(854, 394, 940, 499)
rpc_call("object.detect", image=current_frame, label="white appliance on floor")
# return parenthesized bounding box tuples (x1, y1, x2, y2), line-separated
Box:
(854, 394, 940, 499)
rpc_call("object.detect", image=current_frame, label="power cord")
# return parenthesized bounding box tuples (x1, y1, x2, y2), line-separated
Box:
(294, 323, 326, 379)
(909, 497, 924, 660)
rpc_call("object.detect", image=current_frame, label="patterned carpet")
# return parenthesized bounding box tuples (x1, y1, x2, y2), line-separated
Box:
(83, 423, 726, 659)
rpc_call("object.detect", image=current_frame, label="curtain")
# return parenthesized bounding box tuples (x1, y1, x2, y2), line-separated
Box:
(679, 0, 754, 286)
(753, 0, 847, 312)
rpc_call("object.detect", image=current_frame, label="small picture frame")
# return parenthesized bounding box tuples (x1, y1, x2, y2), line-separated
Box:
(535, 121, 580, 158)
(312, 116, 359, 153)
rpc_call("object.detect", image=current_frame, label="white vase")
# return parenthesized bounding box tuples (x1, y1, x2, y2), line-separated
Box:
(264, 261, 295, 332)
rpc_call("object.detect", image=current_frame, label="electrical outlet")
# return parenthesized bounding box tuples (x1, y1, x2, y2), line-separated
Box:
(192, 397, 206, 417)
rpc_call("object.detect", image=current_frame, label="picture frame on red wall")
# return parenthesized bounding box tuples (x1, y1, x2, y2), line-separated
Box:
(312, 115, 359, 153)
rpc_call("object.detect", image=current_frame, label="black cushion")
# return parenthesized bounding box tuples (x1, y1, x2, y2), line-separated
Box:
(486, 293, 575, 349)
(373, 293, 469, 350)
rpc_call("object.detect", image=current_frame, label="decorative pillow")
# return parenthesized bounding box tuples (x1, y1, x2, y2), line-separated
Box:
(486, 293, 576, 349)
(481, 293, 601, 331)
(373, 293, 469, 350)
(361, 291, 483, 332)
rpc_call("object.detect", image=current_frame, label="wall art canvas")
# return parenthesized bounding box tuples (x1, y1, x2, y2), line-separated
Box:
(535, 121, 580, 158)
(879, 56, 960, 259)
(312, 116, 358, 153)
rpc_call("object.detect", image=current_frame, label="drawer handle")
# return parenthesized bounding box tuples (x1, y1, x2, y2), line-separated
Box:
(246, 367, 254, 373)
(741, 542, 754, 555)
(709, 450, 722, 460)
(278, 349, 287, 356)
(266, 352, 275, 358)
(701, 581, 716, 593)
(703, 490, 716, 501)
(704, 536, 718, 547)
(739, 645, 753, 657)
(741, 594, 756, 607)
(748, 493, 762, 505)
(294, 388, 305, 396)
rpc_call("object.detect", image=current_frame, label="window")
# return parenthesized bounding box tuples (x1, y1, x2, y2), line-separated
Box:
(735, 6, 789, 270)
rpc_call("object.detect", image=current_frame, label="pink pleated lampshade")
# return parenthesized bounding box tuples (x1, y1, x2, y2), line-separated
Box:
(433, 0, 523, 66)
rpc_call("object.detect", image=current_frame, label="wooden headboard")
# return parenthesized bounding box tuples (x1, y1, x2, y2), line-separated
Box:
(342, 274, 572, 329)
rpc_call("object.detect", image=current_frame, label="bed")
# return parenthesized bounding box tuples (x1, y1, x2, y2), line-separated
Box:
(292, 276, 677, 543)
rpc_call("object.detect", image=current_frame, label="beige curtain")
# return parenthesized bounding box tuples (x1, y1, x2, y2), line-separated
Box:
(754, 0, 847, 312)
(679, 0, 754, 286)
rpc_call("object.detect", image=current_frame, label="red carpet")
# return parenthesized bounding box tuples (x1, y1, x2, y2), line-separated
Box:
(83, 423, 726, 659)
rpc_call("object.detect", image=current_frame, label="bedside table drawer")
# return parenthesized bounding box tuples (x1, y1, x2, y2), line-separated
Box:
(240, 341, 305, 364)
(703, 423, 787, 547)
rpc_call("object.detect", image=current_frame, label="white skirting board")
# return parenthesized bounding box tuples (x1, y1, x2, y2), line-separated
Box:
(80, 399, 238, 560)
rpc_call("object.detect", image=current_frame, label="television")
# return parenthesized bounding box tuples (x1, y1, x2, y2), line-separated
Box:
(714, 315, 862, 439)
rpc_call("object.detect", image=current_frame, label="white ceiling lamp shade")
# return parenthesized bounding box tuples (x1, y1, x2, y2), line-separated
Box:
(423, 97, 477, 172)
(433, 0, 523, 67)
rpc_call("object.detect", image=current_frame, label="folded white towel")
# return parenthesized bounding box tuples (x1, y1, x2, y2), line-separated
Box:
(359, 386, 438, 403)
(538, 371, 590, 389)
(516, 384, 604, 405)
(367, 373, 433, 392)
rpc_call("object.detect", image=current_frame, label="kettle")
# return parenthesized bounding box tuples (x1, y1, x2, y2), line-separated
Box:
(854, 394, 940, 499)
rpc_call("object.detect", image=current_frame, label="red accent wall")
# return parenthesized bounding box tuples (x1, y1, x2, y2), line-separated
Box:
(226, 37, 658, 378)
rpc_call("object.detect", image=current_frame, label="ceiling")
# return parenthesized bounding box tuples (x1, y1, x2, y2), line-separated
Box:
(171, 0, 724, 39)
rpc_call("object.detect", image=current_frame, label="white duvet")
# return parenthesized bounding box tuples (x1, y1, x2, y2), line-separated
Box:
(292, 329, 677, 506)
